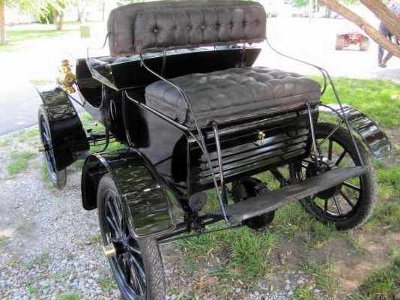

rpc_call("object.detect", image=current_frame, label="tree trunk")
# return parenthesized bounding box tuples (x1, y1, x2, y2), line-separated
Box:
(360, 0, 400, 38)
(56, 12, 64, 30)
(320, 0, 400, 58)
(0, 1, 5, 45)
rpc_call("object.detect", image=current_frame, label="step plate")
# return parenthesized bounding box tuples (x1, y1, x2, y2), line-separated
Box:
(227, 166, 367, 223)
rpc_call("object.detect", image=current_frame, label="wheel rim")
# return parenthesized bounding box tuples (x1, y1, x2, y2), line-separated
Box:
(103, 190, 147, 297)
(39, 116, 59, 184)
(302, 133, 363, 220)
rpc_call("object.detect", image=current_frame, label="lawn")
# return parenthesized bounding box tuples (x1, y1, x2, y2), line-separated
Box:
(0, 23, 79, 52)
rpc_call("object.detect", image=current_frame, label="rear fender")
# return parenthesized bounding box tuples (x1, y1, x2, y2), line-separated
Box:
(81, 150, 176, 238)
(320, 104, 391, 158)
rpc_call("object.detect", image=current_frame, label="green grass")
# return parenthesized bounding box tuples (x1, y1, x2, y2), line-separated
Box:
(352, 257, 400, 299)
(6, 151, 36, 175)
(55, 293, 80, 300)
(180, 226, 276, 283)
(292, 285, 315, 300)
(320, 78, 400, 127)
(97, 276, 117, 293)
(301, 259, 339, 297)
(0, 24, 79, 52)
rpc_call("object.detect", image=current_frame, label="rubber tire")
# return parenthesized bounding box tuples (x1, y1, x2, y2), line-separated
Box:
(300, 123, 376, 230)
(38, 105, 67, 190)
(97, 174, 166, 300)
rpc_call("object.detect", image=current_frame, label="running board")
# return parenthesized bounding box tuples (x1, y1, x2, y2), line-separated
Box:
(226, 166, 367, 223)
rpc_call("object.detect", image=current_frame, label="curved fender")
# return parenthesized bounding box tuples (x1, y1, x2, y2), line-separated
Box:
(81, 150, 176, 238)
(320, 104, 391, 158)
(37, 85, 89, 170)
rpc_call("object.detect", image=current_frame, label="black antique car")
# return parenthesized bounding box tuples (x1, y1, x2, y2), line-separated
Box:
(37, 1, 391, 299)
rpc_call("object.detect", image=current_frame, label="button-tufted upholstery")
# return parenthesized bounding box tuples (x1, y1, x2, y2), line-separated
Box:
(108, 1, 266, 57)
(145, 67, 321, 128)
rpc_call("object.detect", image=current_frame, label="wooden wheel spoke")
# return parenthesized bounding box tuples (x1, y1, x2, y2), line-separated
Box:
(324, 198, 329, 212)
(106, 216, 121, 237)
(126, 243, 142, 255)
(333, 196, 343, 215)
(343, 181, 361, 192)
(107, 199, 123, 232)
(340, 190, 355, 208)
(127, 254, 146, 291)
(328, 139, 333, 160)
(335, 150, 347, 166)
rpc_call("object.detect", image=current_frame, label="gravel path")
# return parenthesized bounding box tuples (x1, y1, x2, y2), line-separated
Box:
(0, 160, 120, 299)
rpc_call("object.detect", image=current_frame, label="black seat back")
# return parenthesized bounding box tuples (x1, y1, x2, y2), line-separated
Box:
(108, 0, 266, 57)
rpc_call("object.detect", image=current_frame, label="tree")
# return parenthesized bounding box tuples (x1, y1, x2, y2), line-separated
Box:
(319, 0, 400, 58)
(0, 1, 5, 44)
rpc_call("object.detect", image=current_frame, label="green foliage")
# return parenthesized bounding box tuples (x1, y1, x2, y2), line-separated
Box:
(292, 0, 309, 8)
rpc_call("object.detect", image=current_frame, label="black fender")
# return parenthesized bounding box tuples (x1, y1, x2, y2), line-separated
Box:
(81, 150, 176, 238)
(37, 85, 89, 170)
(320, 104, 391, 158)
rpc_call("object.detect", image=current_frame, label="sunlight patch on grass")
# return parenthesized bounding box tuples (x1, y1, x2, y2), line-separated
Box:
(321, 78, 400, 127)
(6, 151, 36, 175)
(0, 24, 79, 52)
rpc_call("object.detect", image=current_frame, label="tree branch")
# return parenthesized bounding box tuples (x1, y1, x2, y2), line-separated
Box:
(319, 0, 400, 58)
(360, 0, 400, 38)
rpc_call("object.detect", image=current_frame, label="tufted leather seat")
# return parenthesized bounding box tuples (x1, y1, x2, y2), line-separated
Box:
(108, 1, 266, 56)
(145, 67, 321, 128)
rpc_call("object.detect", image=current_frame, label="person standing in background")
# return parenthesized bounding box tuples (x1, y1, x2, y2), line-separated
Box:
(378, 0, 400, 68)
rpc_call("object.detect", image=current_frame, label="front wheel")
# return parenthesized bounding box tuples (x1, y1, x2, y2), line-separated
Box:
(38, 105, 67, 190)
(299, 122, 376, 230)
(97, 174, 166, 300)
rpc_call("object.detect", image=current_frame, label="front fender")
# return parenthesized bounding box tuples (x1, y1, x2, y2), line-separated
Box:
(81, 150, 176, 238)
(37, 85, 89, 170)
(320, 104, 392, 158)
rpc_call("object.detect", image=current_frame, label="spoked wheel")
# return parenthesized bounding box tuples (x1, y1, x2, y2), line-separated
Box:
(232, 178, 275, 231)
(299, 122, 376, 230)
(38, 105, 67, 190)
(97, 174, 166, 300)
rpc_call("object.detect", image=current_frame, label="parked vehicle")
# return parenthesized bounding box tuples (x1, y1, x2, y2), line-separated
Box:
(336, 32, 370, 51)
(37, 1, 391, 299)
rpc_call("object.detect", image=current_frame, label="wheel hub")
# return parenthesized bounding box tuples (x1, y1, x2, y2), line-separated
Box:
(306, 160, 343, 199)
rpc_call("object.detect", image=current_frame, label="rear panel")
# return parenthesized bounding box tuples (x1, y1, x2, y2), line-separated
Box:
(189, 107, 318, 192)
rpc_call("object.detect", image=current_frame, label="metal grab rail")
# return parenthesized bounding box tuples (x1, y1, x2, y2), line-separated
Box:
(124, 49, 231, 222)
(264, 21, 365, 167)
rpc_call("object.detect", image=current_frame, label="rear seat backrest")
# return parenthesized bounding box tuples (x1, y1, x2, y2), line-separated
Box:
(108, 0, 266, 57)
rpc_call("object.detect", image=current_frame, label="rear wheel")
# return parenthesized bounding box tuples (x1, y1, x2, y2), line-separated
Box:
(97, 174, 166, 300)
(38, 105, 67, 190)
(299, 122, 376, 230)
(232, 178, 275, 231)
